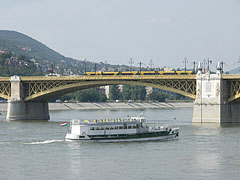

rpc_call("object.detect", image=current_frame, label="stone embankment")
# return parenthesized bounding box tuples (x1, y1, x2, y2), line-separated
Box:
(0, 102, 193, 112)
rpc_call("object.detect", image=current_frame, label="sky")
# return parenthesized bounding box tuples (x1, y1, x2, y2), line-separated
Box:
(0, 0, 240, 71)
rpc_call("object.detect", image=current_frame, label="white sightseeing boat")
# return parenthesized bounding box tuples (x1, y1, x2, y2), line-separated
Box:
(65, 115, 179, 142)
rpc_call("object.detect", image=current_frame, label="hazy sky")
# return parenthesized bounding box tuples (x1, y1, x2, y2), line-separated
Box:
(0, 0, 239, 71)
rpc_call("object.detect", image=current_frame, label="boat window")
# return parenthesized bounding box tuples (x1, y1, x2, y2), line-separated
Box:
(119, 126, 123, 129)
(100, 127, 104, 130)
(133, 125, 136, 129)
(110, 127, 114, 130)
(128, 126, 132, 129)
(105, 127, 109, 130)
(115, 126, 118, 129)
(136, 124, 140, 128)
(96, 127, 100, 130)
(90, 127, 95, 130)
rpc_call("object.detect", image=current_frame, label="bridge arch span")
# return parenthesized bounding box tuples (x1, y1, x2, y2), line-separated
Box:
(24, 80, 196, 101)
(0, 94, 10, 100)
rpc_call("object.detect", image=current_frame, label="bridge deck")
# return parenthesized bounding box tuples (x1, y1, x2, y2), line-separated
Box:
(20, 75, 197, 81)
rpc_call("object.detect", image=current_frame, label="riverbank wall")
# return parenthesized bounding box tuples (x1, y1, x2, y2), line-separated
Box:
(0, 102, 193, 112)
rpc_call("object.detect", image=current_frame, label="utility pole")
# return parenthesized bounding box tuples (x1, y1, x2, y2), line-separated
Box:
(183, 57, 188, 73)
(192, 61, 197, 74)
(139, 61, 142, 74)
(94, 62, 97, 74)
(129, 58, 134, 71)
(207, 58, 212, 72)
(203, 59, 207, 73)
(220, 61, 225, 73)
(138, 61, 145, 74)
(105, 60, 108, 71)
(84, 59, 87, 75)
(149, 59, 154, 70)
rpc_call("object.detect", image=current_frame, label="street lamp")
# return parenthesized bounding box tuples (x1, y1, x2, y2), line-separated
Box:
(220, 61, 225, 73)
(94, 62, 97, 74)
(207, 58, 212, 72)
(84, 59, 87, 75)
(129, 58, 134, 71)
(138, 61, 146, 74)
(149, 59, 154, 70)
(192, 61, 197, 74)
(202, 59, 207, 73)
(183, 57, 188, 73)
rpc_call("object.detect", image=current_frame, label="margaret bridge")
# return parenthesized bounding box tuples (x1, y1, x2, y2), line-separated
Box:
(0, 64, 240, 123)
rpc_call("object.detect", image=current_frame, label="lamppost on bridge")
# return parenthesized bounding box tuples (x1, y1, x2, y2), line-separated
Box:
(94, 62, 97, 74)
(183, 57, 188, 73)
(207, 58, 212, 72)
(129, 58, 134, 71)
(104, 60, 108, 71)
(220, 61, 225, 73)
(138, 61, 146, 74)
(192, 61, 197, 74)
(149, 59, 154, 70)
(84, 59, 87, 75)
(202, 59, 207, 73)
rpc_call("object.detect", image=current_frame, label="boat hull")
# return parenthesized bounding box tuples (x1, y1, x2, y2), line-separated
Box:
(65, 132, 179, 143)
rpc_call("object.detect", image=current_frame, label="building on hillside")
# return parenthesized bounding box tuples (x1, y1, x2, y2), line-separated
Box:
(0, 49, 8, 54)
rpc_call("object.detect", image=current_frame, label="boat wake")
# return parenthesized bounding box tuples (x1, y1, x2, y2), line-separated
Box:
(24, 139, 64, 145)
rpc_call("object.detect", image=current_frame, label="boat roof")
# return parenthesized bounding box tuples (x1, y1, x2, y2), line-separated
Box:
(71, 117, 145, 126)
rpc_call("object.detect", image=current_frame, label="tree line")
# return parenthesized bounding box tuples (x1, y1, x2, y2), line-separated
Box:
(56, 85, 170, 103)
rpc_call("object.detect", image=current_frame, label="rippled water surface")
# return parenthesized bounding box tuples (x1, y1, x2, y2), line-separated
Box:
(0, 108, 239, 180)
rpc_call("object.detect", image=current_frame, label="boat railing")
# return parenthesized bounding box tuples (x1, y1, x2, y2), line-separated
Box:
(70, 118, 141, 125)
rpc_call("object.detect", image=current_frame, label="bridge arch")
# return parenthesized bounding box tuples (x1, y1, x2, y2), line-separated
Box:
(0, 94, 10, 100)
(24, 80, 196, 101)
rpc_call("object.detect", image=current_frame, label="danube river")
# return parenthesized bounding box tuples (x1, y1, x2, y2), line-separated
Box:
(0, 108, 239, 180)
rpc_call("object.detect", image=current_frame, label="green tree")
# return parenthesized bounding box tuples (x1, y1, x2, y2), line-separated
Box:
(122, 85, 146, 101)
(77, 88, 107, 102)
(109, 85, 121, 100)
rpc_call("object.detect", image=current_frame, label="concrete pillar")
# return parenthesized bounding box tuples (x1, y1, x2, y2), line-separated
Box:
(192, 62, 240, 123)
(6, 76, 50, 121)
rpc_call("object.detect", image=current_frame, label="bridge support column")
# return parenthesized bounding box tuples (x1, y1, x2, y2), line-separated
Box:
(6, 76, 50, 121)
(192, 63, 240, 123)
(6, 101, 50, 120)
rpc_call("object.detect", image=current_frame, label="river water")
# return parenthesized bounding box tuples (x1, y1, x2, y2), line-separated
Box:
(0, 108, 239, 180)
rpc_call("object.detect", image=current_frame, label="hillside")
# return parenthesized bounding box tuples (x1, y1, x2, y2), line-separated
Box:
(0, 30, 69, 63)
(0, 30, 131, 76)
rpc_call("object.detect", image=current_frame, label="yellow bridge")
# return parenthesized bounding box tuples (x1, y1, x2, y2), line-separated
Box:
(0, 74, 240, 102)
(0, 72, 240, 122)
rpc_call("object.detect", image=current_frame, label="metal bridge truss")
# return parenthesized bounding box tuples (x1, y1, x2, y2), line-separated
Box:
(0, 80, 11, 100)
(228, 80, 240, 102)
(21, 76, 197, 101)
(1, 75, 239, 102)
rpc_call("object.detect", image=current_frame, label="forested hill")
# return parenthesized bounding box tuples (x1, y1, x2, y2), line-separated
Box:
(0, 30, 71, 63)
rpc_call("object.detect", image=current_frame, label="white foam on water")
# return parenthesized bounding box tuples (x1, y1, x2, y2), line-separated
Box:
(24, 139, 64, 145)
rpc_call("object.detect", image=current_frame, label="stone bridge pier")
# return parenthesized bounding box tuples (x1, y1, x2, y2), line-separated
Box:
(6, 76, 49, 121)
(193, 63, 240, 123)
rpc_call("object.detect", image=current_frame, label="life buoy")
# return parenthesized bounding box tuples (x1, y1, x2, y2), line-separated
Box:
(82, 132, 86, 136)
